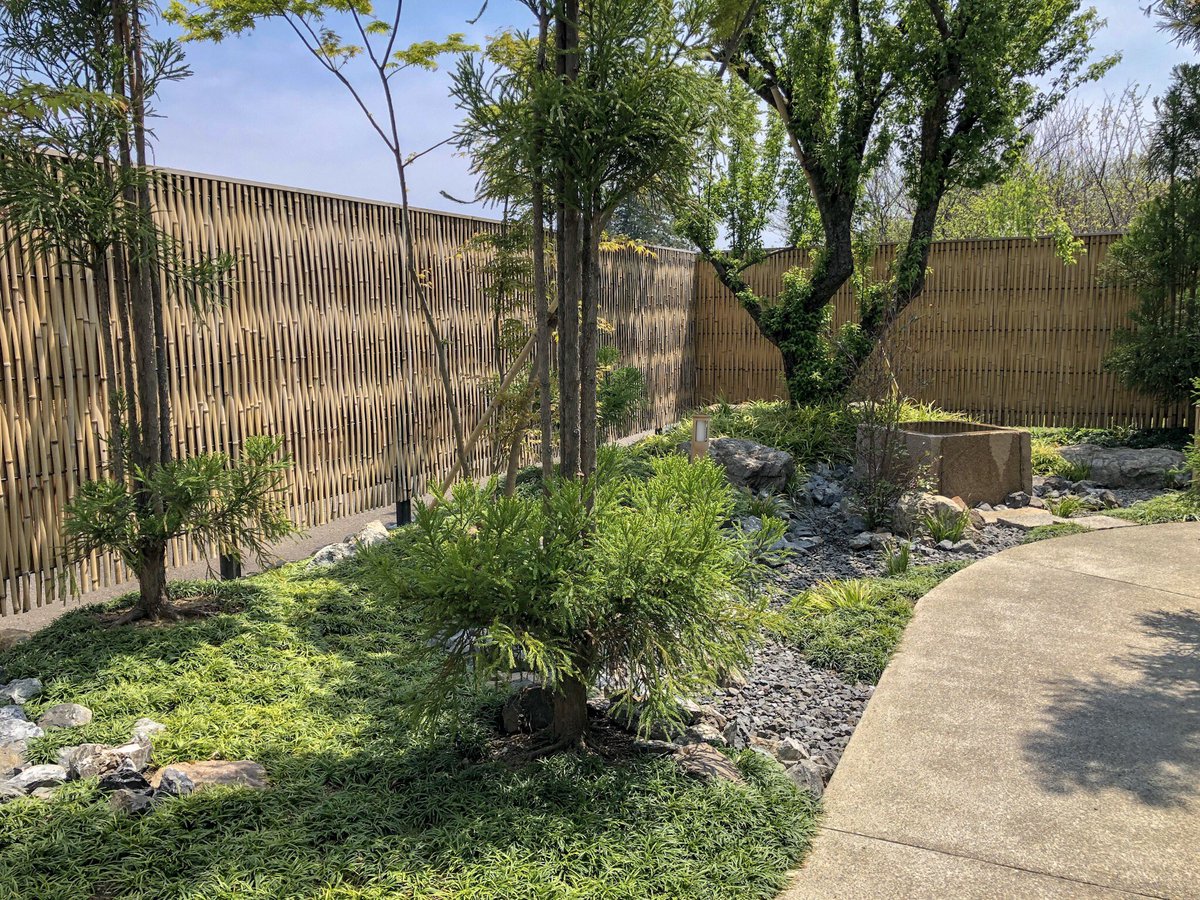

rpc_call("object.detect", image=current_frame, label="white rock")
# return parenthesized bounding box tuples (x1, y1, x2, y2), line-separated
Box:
(131, 718, 165, 745)
(310, 542, 353, 568)
(6, 764, 67, 794)
(0, 718, 43, 745)
(349, 520, 389, 549)
(0, 705, 27, 721)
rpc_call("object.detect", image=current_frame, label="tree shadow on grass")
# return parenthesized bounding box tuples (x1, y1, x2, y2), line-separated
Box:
(1023, 608, 1200, 809)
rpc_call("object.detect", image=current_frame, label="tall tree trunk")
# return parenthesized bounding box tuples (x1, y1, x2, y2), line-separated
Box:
(533, 1, 553, 483)
(579, 211, 600, 477)
(91, 253, 124, 481)
(136, 542, 169, 620)
(557, 210, 581, 478)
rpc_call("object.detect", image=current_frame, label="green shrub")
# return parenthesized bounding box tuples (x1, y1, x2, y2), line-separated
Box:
(883, 540, 911, 575)
(1046, 495, 1086, 518)
(921, 507, 969, 543)
(1031, 437, 1091, 480)
(363, 455, 774, 743)
(733, 487, 794, 521)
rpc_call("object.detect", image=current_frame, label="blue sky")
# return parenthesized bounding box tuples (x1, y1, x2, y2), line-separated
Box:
(151, 1, 1192, 220)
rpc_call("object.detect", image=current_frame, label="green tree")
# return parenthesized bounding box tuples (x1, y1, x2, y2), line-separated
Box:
(166, 0, 478, 485)
(0, 0, 294, 620)
(454, 0, 718, 479)
(1103, 64, 1200, 404)
(693, 0, 1108, 403)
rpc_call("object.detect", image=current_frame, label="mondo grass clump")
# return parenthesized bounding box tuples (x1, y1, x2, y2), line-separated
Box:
(1023, 522, 1092, 543)
(0, 563, 817, 900)
(777, 563, 968, 684)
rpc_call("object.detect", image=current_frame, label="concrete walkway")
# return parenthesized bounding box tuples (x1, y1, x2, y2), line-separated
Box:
(782, 523, 1200, 899)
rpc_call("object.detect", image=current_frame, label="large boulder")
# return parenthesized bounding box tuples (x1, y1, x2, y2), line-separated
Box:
(148, 760, 268, 792)
(1058, 444, 1188, 488)
(706, 438, 795, 494)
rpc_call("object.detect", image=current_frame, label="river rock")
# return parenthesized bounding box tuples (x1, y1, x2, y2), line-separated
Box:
(37, 703, 93, 730)
(0, 678, 42, 705)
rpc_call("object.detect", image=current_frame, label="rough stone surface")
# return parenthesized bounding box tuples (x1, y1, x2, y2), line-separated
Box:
(37, 703, 93, 730)
(6, 764, 67, 794)
(1059, 444, 1188, 488)
(109, 788, 156, 816)
(131, 718, 166, 745)
(0, 678, 42, 705)
(673, 742, 745, 785)
(157, 767, 197, 797)
(786, 759, 828, 798)
(706, 438, 795, 494)
(0, 718, 43, 745)
(0, 705, 26, 721)
(0, 742, 27, 778)
(57, 741, 150, 780)
(98, 761, 152, 793)
(349, 520, 389, 549)
(310, 542, 354, 568)
(148, 759, 268, 792)
(0, 630, 29, 652)
(500, 685, 555, 735)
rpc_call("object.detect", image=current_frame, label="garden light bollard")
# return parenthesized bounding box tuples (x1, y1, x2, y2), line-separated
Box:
(690, 414, 711, 462)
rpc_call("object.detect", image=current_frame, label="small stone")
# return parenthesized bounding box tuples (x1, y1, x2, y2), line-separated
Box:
(674, 743, 745, 784)
(0, 629, 29, 652)
(148, 760, 268, 792)
(936, 539, 954, 551)
(0, 742, 27, 778)
(309, 542, 354, 568)
(950, 540, 978, 553)
(0, 678, 42, 705)
(1005, 491, 1031, 508)
(0, 718, 43, 745)
(98, 761, 152, 793)
(848, 531, 873, 551)
(156, 767, 196, 797)
(6, 764, 67, 794)
(349, 520, 389, 549)
(131, 719, 166, 745)
(57, 743, 109, 779)
(776, 737, 807, 763)
(786, 760, 826, 798)
(37, 703, 93, 730)
(0, 783, 26, 803)
(1027, 496, 1046, 509)
(109, 788, 156, 816)
(0, 705, 27, 721)
(676, 723, 725, 746)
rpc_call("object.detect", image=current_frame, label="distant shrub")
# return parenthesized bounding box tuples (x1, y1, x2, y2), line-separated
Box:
(921, 507, 969, 543)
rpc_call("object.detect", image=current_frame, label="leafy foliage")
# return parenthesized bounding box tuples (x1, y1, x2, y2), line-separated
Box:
(361, 455, 772, 737)
(1045, 495, 1086, 518)
(920, 508, 969, 543)
(1103, 64, 1200, 404)
(0, 569, 815, 899)
(65, 435, 299, 575)
(1109, 491, 1200, 524)
(778, 563, 967, 683)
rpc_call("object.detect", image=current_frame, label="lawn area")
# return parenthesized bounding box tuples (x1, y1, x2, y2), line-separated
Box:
(0, 559, 816, 900)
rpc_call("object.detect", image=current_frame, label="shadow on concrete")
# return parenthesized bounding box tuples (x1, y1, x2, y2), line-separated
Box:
(1024, 608, 1200, 809)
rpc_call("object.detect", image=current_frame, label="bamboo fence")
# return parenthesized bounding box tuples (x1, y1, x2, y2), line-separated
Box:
(0, 168, 1187, 615)
(694, 234, 1194, 429)
(0, 169, 696, 614)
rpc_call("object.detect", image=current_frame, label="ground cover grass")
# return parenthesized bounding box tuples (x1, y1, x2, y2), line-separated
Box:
(774, 563, 967, 685)
(1108, 491, 1200, 524)
(0, 558, 817, 900)
(1023, 523, 1093, 543)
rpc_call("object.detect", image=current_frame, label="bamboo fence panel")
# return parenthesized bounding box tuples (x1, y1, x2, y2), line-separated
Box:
(0, 170, 697, 615)
(693, 233, 1193, 429)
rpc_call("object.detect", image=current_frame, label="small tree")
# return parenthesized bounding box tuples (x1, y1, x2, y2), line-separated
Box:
(0, 0, 296, 621)
(1104, 64, 1200, 405)
(365, 455, 773, 750)
(166, 0, 478, 485)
